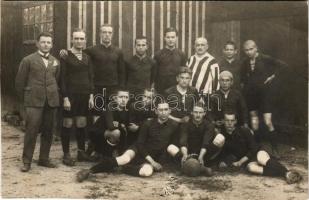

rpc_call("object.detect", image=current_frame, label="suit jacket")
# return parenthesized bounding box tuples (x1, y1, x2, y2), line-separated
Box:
(15, 52, 60, 107)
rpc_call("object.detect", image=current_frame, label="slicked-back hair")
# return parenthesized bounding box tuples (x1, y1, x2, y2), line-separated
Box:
(72, 28, 86, 37)
(37, 32, 53, 41)
(223, 40, 237, 50)
(135, 36, 148, 45)
(100, 24, 114, 31)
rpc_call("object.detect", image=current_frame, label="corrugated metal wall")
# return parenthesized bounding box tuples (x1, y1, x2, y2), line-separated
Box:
(66, 1, 210, 58)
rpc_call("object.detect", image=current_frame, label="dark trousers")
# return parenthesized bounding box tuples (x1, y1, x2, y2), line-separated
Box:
(22, 103, 55, 164)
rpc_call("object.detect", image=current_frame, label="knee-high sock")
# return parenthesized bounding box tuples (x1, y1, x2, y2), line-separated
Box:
(61, 127, 71, 154)
(122, 165, 141, 177)
(90, 157, 118, 173)
(76, 128, 86, 151)
(263, 158, 288, 177)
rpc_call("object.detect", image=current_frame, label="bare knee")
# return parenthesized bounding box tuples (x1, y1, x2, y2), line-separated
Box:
(247, 161, 263, 174)
(257, 150, 270, 166)
(116, 149, 135, 166)
(167, 144, 179, 156)
(75, 116, 87, 128)
(213, 134, 225, 148)
(139, 164, 154, 177)
(63, 118, 73, 128)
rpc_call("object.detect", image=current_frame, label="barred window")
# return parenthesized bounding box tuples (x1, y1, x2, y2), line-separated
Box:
(23, 3, 53, 43)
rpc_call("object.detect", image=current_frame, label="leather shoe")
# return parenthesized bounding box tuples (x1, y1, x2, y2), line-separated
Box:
(21, 163, 31, 172)
(63, 154, 75, 166)
(77, 151, 92, 162)
(38, 160, 57, 168)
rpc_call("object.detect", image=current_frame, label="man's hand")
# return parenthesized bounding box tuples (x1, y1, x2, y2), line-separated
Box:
(88, 95, 94, 109)
(264, 75, 275, 84)
(218, 161, 227, 169)
(63, 97, 71, 111)
(180, 116, 190, 123)
(232, 161, 243, 167)
(151, 161, 163, 171)
(59, 49, 68, 58)
(181, 154, 188, 163)
(128, 123, 139, 132)
(113, 121, 119, 128)
(198, 155, 205, 166)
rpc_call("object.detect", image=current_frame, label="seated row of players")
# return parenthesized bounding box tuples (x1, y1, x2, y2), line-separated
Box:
(70, 66, 301, 184)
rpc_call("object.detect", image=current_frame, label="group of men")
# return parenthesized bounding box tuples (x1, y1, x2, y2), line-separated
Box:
(15, 24, 302, 185)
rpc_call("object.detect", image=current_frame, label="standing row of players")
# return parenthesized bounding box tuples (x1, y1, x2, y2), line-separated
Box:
(15, 24, 301, 184)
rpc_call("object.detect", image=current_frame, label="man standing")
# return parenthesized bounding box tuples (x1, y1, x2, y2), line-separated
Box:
(126, 36, 156, 97)
(187, 37, 220, 95)
(241, 40, 287, 156)
(60, 24, 125, 118)
(60, 28, 94, 166)
(15, 32, 60, 172)
(153, 27, 187, 94)
(218, 41, 241, 89)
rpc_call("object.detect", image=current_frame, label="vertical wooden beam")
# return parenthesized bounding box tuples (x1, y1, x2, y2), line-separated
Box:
(108, 1, 112, 24)
(92, 1, 96, 45)
(78, 1, 82, 28)
(167, 1, 170, 27)
(100, 1, 104, 25)
(181, 1, 185, 52)
(142, 1, 146, 36)
(202, 1, 206, 37)
(67, 1, 71, 49)
(133, 1, 136, 54)
(151, 1, 155, 55)
(195, 1, 199, 38)
(188, 1, 192, 57)
(119, 1, 122, 48)
(176, 1, 179, 48)
(82, 1, 87, 29)
(160, 1, 164, 49)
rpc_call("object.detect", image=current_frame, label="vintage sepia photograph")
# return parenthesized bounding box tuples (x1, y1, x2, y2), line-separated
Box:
(1, 1, 308, 199)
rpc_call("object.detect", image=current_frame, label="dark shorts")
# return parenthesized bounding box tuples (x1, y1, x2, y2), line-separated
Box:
(63, 93, 90, 118)
(128, 145, 167, 165)
(244, 85, 273, 113)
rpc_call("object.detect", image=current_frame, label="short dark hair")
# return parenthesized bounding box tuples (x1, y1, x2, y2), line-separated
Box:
(135, 36, 148, 45)
(112, 86, 129, 95)
(223, 110, 237, 118)
(144, 88, 156, 95)
(37, 32, 53, 41)
(177, 66, 192, 76)
(164, 27, 178, 36)
(100, 24, 114, 31)
(224, 41, 237, 50)
(72, 28, 86, 37)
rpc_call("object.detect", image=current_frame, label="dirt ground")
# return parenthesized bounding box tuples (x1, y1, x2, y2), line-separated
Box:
(1, 122, 308, 199)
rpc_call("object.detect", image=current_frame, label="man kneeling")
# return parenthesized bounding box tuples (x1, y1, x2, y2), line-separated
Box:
(76, 102, 178, 182)
(167, 103, 225, 176)
(219, 112, 302, 184)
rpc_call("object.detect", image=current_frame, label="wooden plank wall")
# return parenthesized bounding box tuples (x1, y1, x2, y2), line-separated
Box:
(64, 1, 211, 59)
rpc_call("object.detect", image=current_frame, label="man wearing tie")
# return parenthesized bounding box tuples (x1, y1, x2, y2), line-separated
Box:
(15, 32, 60, 172)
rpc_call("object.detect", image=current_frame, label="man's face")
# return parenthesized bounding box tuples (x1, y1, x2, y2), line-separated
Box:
(177, 73, 191, 88)
(72, 31, 86, 50)
(135, 39, 148, 56)
(192, 106, 206, 123)
(223, 44, 237, 59)
(100, 26, 113, 44)
(37, 36, 53, 53)
(243, 42, 257, 59)
(142, 90, 154, 105)
(115, 91, 129, 108)
(224, 114, 237, 134)
(219, 76, 233, 91)
(195, 39, 208, 56)
(156, 103, 171, 121)
(164, 31, 177, 48)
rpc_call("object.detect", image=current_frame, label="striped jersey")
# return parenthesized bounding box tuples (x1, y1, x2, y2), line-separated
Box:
(187, 52, 220, 94)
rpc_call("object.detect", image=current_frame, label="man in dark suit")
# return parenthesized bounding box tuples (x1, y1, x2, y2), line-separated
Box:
(15, 32, 60, 172)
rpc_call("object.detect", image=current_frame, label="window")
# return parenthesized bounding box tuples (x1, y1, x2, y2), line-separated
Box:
(23, 3, 53, 43)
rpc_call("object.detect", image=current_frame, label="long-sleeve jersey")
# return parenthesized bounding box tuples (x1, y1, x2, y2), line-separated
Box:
(187, 52, 220, 94)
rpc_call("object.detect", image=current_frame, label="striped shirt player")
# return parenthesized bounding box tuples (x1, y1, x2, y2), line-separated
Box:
(187, 51, 220, 94)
